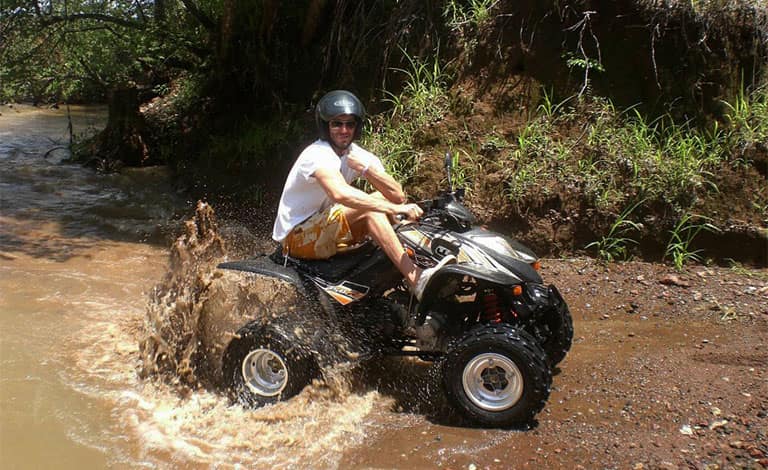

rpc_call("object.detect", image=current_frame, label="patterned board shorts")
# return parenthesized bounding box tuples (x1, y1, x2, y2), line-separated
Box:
(282, 204, 356, 259)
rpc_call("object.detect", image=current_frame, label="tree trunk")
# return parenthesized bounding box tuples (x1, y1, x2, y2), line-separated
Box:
(95, 86, 149, 168)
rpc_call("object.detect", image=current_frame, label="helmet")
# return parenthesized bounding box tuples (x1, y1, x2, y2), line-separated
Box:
(315, 90, 365, 141)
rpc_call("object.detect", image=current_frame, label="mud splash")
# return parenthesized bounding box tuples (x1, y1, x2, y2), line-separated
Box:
(139, 201, 227, 385)
(133, 201, 398, 466)
(140, 201, 355, 388)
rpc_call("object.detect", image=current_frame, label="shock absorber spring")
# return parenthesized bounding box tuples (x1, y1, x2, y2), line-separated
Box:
(481, 289, 503, 323)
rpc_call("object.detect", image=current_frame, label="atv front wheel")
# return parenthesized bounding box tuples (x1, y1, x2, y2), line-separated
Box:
(443, 324, 551, 427)
(540, 286, 574, 366)
(224, 324, 317, 408)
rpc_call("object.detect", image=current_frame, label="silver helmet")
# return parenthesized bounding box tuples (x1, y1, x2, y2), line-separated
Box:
(315, 90, 365, 141)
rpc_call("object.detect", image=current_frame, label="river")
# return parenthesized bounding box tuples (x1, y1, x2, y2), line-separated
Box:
(0, 105, 516, 469)
(0, 104, 186, 467)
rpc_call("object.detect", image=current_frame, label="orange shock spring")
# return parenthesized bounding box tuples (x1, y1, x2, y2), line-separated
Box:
(481, 290, 503, 323)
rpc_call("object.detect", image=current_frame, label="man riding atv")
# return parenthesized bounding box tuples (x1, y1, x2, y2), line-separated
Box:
(216, 89, 571, 427)
(271, 89, 456, 300)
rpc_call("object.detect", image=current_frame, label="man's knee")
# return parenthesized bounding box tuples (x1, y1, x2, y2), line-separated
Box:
(363, 210, 392, 231)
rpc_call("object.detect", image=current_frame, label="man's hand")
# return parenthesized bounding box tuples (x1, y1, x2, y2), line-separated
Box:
(395, 203, 423, 221)
(346, 152, 368, 174)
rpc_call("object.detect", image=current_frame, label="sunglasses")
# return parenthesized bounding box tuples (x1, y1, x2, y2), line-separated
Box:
(329, 120, 357, 129)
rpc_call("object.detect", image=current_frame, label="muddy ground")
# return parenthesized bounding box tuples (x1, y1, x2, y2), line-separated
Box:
(338, 257, 767, 469)
(136, 200, 768, 468)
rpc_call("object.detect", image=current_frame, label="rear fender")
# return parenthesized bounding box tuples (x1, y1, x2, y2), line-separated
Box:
(217, 256, 307, 296)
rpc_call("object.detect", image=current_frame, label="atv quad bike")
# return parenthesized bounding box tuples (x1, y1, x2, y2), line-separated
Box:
(218, 153, 573, 427)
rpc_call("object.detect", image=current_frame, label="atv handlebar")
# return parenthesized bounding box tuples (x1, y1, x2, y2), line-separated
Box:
(413, 189, 477, 231)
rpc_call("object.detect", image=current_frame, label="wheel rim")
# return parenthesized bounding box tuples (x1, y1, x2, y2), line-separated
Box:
(241, 348, 288, 397)
(462, 352, 524, 411)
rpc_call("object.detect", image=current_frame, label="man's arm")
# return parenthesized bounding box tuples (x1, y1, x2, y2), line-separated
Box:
(346, 152, 405, 203)
(362, 165, 406, 204)
(314, 167, 421, 219)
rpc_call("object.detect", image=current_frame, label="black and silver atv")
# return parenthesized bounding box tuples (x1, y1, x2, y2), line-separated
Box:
(218, 154, 573, 427)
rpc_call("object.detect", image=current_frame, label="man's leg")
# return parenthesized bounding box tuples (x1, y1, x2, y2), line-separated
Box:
(283, 205, 354, 259)
(343, 206, 421, 288)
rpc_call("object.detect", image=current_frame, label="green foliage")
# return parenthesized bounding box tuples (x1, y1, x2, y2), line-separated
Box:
(434, 78, 764, 265)
(664, 214, 720, 271)
(538, 89, 575, 120)
(167, 73, 206, 113)
(722, 81, 768, 159)
(443, 0, 499, 30)
(563, 52, 605, 73)
(568, 97, 728, 212)
(0, 0, 210, 102)
(385, 48, 451, 126)
(586, 200, 644, 262)
(364, 49, 452, 185)
(362, 116, 421, 184)
(500, 89, 577, 206)
(447, 150, 476, 190)
(727, 260, 768, 280)
(504, 120, 556, 204)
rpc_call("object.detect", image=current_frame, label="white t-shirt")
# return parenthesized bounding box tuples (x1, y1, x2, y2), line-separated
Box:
(272, 140, 385, 241)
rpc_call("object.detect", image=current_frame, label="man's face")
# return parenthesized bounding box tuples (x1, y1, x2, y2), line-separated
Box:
(328, 114, 357, 152)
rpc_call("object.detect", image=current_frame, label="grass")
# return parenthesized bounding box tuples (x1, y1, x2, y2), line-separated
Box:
(363, 48, 452, 185)
(722, 80, 768, 164)
(586, 200, 645, 262)
(443, 0, 499, 30)
(383, 47, 450, 126)
(365, 56, 766, 267)
(664, 213, 720, 271)
(727, 260, 768, 280)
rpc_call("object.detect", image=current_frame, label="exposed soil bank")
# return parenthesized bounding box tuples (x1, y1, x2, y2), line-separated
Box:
(68, 1, 764, 267)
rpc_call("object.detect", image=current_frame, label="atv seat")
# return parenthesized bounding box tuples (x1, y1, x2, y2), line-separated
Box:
(273, 239, 383, 283)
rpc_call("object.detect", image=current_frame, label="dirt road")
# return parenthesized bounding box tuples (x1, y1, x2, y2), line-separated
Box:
(339, 258, 767, 469)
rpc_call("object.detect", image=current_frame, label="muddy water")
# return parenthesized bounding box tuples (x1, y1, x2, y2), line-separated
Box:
(0, 104, 184, 467)
(0, 104, 647, 469)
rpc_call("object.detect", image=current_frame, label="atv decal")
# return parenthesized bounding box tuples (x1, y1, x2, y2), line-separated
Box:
(399, 228, 431, 249)
(316, 280, 370, 305)
(431, 238, 461, 258)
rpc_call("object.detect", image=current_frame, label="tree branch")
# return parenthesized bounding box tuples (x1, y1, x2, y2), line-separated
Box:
(179, 0, 216, 32)
(41, 13, 145, 29)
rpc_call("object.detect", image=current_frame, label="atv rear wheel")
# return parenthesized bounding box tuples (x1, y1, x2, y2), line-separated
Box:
(225, 324, 317, 408)
(443, 324, 551, 427)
